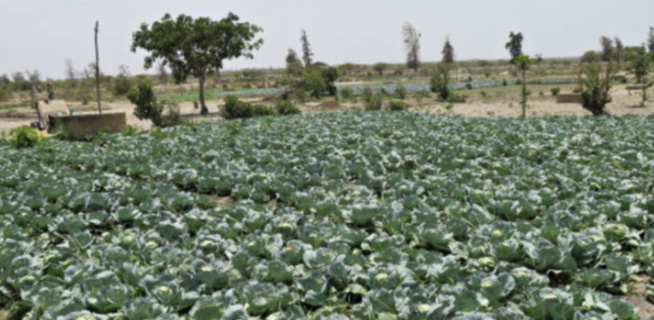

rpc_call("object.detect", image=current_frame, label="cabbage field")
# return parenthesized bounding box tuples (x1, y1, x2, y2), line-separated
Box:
(2, 112, 654, 319)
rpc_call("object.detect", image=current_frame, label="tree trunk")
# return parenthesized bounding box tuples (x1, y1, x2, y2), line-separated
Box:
(521, 69, 526, 118)
(199, 76, 208, 115)
(94, 21, 102, 114)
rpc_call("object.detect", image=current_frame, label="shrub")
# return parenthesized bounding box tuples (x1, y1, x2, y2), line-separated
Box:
(365, 95, 382, 110)
(550, 87, 560, 96)
(252, 104, 276, 116)
(362, 86, 373, 102)
(122, 125, 139, 136)
(465, 83, 473, 90)
(413, 90, 431, 103)
(221, 95, 254, 119)
(321, 67, 339, 96)
(446, 94, 466, 103)
(340, 87, 353, 99)
(112, 76, 134, 96)
(502, 79, 508, 86)
(578, 61, 618, 116)
(304, 70, 326, 99)
(9, 125, 41, 148)
(162, 101, 182, 127)
(445, 103, 454, 111)
(276, 102, 301, 115)
(429, 64, 451, 100)
(394, 85, 407, 99)
(127, 83, 163, 127)
(388, 100, 409, 111)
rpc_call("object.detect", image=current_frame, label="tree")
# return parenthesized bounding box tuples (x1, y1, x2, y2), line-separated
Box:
(429, 63, 452, 101)
(338, 63, 356, 76)
(441, 39, 454, 64)
(300, 30, 313, 67)
(578, 60, 617, 116)
(112, 65, 134, 96)
(127, 82, 163, 126)
(322, 67, 339, 96)
(648, 27, 654, 54)
(402, 22, 421, 72)
(372, 63, 388, 76)
(514, 54, 532, 118)
(65, 59, 77, 86)
(505, 32, 523, 64)
(303, 70, 326, 99)
(600, 36, 614, 62)
(286, 49, 300, 64)
(581, 50, 601, 64)
(131, 13, 263, 115)
(614, 37, 624, 64)
(157, 62, 169, 84)
(534, 54, 543, 68)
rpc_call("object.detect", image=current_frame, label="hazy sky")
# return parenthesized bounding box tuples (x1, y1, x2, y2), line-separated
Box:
(1, 0, 653, 80)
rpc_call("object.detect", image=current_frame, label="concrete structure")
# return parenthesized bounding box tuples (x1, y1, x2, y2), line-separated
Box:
(556, 93, 582, 103)
(50, 112, 126, 139)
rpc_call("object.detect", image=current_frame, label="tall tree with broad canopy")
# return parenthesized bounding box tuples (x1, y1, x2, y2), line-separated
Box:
(131, 13, 263, 115)
(505, 32, 523, 64)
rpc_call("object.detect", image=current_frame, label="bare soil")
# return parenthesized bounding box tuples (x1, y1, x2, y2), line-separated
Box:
(625, 276, 654, 319)
(0, 84, 652, 134)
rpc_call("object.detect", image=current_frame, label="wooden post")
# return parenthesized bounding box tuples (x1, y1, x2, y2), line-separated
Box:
(94, 21, 102, 114)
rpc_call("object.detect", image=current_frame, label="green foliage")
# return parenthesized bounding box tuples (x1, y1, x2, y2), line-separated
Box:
(505, 31, 524, 63)
(121, 125, 139, 136)
(303, 70, 326, 99)
(446, 94, 466, 103)
(127, 82, 164, 127)
(221, 95, 274, 119)
(321, 67, 339, 96)
(131, 12, 262, 114)
(551, 87, 561, 96)
(628, 48, 652, 84)
(275, 102, 301, 115)
(442, 39, 455, 63)
(372, 63, 388, 76)
(365, 95, 382, 110)
(578, 60, 618, 116)
(581, 51, 601, 64)
(413, 90, 431, 103)
(362, 86, 374, 102)
(339, 87, 353, 99)
(111, 76, 134, 96)
(394, 85, 407, 99)
(221, 95, 254, 119)
(430, 63, 452, 101)
(9, 125, 41, 148)
(388, 100, 409, 111)
(252, 104, 276, 116)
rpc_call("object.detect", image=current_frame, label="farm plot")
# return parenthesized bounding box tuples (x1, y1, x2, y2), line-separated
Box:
(2, 112, 654, 319)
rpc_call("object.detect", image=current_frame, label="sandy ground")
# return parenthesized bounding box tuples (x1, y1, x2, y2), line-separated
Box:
(0, 85, 652, 134)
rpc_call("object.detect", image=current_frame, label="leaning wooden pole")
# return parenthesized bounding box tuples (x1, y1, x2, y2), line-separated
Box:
(94, 21, 102, 114)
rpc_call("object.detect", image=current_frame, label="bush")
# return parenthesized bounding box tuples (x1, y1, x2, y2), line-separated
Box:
(112, 76, 134, 96)
(276, 102, 301, 115)
(222, 96, 275, 119)
(465, 83, 473, 90)
(579, 61, 617, 116)
(122, 125, 139, 136)
(429, 64, 451, 101)
(388, 100, 409, 111)
(365, 95, 382, 110)
(221, 95, 254, 119)
(252, 104, 276, 116)
(304, 70, 326, 99)
(502, 79, 508, 86)
(551, 87, 560, 96)
(9, 126, 42, 148)
(413, 90, 431, 103)
(362, 86, 373, 102)
(340, 87, 353, 99)
(321, 67, 339, 96)
(394, 85, 407, 100)
(446, 94, 466, 103)
(127, 83, 164, 127)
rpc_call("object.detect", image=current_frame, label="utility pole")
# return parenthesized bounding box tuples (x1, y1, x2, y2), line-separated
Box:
(94, 21, 102, 113)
